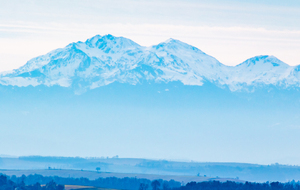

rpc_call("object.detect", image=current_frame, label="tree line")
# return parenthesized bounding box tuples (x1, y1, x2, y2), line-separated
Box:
(0, 175, 64, 190)
(176, 181, 300, 190)
(1, 174, 181, 190)
(2, 173, 300, 190)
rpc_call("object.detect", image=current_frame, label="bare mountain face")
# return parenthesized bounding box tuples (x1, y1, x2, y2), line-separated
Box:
(0, 34, 300, 93)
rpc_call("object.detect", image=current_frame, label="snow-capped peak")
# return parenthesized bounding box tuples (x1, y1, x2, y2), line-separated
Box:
(237, 55, 289, 68)
(154, 38, 205, 54)
(84, 34, 141, 51)
(0, 34, 300, 92)
(225, 55, 297, 90)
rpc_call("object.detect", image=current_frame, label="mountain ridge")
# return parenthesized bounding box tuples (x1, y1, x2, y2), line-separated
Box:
(1, 34, 299, 93)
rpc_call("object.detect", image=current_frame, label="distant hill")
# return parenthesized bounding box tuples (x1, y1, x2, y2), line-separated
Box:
(0, 169, 234, 184)
(1, 157, 300, 182)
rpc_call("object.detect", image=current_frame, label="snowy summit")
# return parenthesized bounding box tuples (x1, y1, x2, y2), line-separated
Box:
(1, 34, 300, 92)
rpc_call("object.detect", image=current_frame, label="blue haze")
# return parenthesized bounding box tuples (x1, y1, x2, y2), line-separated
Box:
(0, 82, 300, 164)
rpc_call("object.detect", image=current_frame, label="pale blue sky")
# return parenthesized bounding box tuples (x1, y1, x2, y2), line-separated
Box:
(0, 0, 300, 71)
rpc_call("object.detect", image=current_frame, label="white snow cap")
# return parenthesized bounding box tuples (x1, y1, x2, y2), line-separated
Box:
(1, 34, 299, 91)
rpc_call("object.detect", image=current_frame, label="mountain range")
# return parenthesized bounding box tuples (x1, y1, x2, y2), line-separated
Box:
(1, 34, 300, 93)
(1, 34, 300, 166)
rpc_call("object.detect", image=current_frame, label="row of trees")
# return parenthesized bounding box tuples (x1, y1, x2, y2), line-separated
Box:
(176, 181, 300, 190)
(139, 180, 164, 190)
(0, 175, 64, 190)
(1, 174, 181, 190)
(3, 173, 300, 190)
